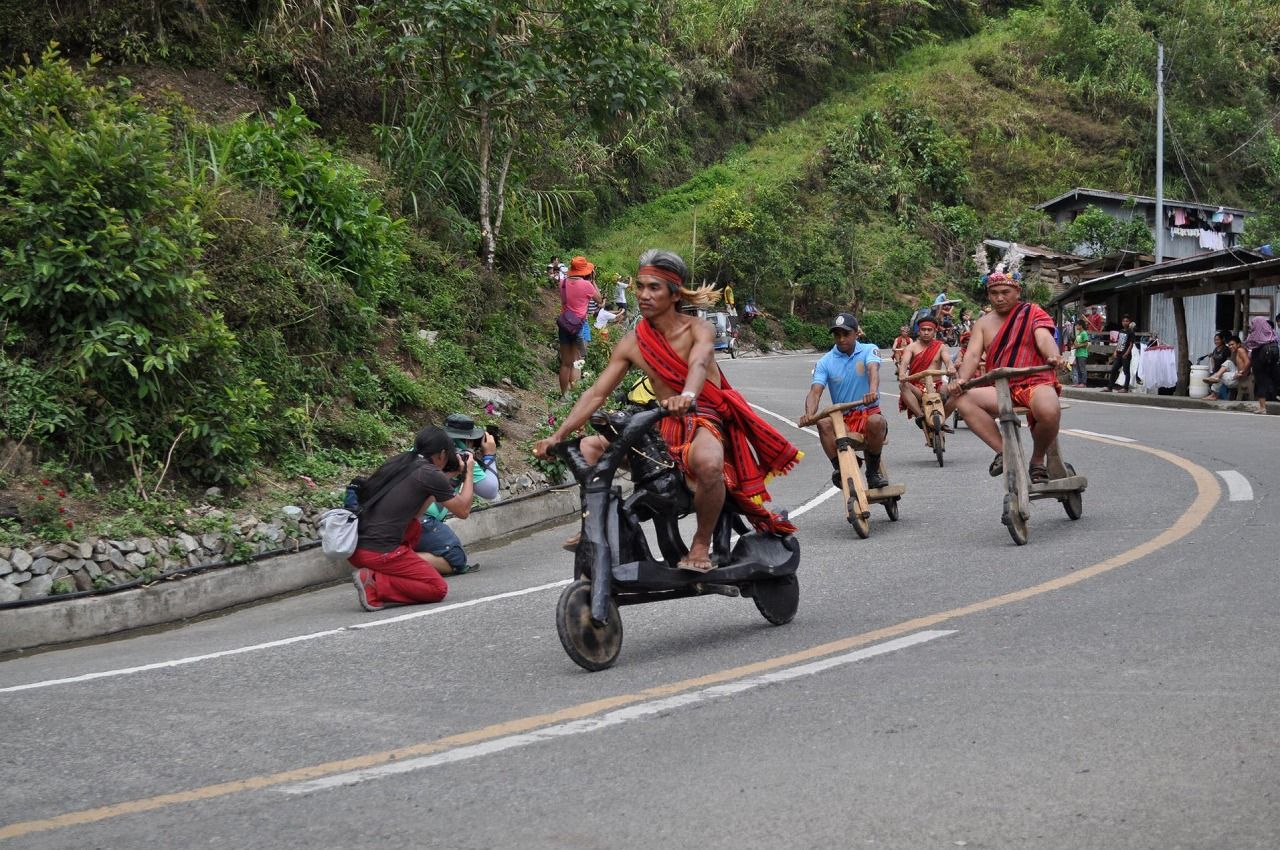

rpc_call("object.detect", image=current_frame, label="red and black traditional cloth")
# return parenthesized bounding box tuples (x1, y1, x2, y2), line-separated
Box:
(898, 339, 944, 415)
(635, 318, 800, 535)
(986, 301, 1061, 415)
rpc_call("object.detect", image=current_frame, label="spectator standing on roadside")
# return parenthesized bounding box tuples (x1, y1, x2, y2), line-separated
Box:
(1103, 316, 1136, 393)
(613, 274, 630, 311)
(547, 256, 566, 287)
(347, 427, 475, 612)
(412, 413, 500, 575)
(723, 282, 737, 317)
(1070, 319, 1090, 387)
(557, 256, 601, 394)
(1243, 316, 1280, 414)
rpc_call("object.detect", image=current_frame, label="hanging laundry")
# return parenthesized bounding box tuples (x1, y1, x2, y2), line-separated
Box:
(1173, 208, 1188, 226)
(1211, 208, 1226, 224)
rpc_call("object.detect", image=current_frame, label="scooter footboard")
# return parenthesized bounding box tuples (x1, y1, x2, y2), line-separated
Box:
(612, 534, 799, 589)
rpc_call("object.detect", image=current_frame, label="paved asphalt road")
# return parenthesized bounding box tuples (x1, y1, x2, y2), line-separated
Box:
(2, 352, 1277, 849)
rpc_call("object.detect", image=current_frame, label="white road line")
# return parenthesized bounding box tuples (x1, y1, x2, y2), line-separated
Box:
(0, 581, 573, 694)
(748, 403, 817, 436)
(280, 629, 956, 795)
(1216, 470, 1254, 502)
(789, 486, 842, 518)
(1065, 428, 1136, 443)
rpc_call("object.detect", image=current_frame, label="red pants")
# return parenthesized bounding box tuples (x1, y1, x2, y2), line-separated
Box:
(842, 405, 881, 435)
(348, 519, 448, 606)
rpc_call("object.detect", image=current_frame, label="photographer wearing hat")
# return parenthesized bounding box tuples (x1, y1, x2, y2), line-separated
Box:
(348, 427, 476, 612)
(412, 413, 500, 576)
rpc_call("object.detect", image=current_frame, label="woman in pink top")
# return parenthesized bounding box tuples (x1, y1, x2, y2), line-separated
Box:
(558, 255, 601, 394)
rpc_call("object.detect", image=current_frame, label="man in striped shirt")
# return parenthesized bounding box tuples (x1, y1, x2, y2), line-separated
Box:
(949, 271, 1068, 483)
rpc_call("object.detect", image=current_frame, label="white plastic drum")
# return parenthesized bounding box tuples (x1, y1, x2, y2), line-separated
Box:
(1189, 364, 1210, 398)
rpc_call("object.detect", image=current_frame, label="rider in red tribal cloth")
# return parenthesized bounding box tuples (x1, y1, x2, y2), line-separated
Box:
(897, 315, 955, 430)
(534, 249, 801, 573)
(949, 255, 1069, 484)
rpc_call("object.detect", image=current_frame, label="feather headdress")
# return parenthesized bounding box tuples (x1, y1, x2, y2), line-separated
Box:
(980, 241, 1024, 288)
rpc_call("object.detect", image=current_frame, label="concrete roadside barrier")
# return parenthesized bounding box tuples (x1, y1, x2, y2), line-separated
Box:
(0, 486, 581, 655)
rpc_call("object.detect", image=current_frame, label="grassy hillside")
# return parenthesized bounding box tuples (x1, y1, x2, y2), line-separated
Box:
(582, 2, 1279, 346)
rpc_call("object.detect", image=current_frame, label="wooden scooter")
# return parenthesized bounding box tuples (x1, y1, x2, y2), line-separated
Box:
(961, 365, 1087, 545)
(901, 367, 951, 467)
(799, 402, 905, 539)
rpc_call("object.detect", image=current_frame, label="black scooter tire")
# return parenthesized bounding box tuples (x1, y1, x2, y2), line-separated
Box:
(752, 574, 799, 625)
(556, 579, 623, 671)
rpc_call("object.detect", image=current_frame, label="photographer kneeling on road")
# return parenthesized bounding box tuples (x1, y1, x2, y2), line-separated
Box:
(347, 427, 476, 612)
(413, 413, 499, 575)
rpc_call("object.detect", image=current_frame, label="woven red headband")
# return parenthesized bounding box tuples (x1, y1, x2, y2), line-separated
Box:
(917, 317, 938, 328)
(637, 265, 685, 288)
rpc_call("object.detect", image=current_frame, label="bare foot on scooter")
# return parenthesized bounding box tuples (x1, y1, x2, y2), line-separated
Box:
(676, 539, 715, 573)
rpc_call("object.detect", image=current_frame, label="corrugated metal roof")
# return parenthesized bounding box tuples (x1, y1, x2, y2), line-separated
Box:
(1035, 187, 1252, 216)
(1047, 248, 1265, 307)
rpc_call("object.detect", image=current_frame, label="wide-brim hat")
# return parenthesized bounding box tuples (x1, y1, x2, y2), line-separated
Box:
(443, 413, 485, 441)
(567, 255, 594, 278)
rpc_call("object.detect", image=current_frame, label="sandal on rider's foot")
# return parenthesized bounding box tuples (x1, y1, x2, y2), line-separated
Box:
(676, 554, 715, 573)
(941, 423, 955, 434)
(831, 470, 843, 489)
(1028, 463, 1050, 485)
(914, 416, 925, 430)
(988, 453, 1004, 478)
(451, 562, 481, 575)
(561, 532, 581, 552)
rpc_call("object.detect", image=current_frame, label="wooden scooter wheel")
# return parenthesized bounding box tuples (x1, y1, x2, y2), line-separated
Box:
(1002, 493, 1029, 546)
(556, 579, 623, 671)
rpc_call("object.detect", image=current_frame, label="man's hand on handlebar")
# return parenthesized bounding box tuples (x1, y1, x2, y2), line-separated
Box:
(532, 437, 557, 460)
(861, 391, 878, 407)
(661, 391, 696, 416)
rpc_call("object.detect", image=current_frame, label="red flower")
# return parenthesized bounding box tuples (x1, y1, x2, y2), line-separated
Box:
(36, 495, 44, 501)
(58, 506, 66, 514)
(41, 479, 50, 485)
(58, 490, 66, 498)
(65, 521, 74, 529)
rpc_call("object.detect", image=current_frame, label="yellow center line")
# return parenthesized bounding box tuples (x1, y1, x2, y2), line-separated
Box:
(0, 434, 1219, 842)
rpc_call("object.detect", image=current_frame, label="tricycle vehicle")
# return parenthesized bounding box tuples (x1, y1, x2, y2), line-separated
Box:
(551, 406, 800, 671)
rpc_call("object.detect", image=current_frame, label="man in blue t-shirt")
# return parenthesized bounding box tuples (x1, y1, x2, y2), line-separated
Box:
(802, 312, 890, 489)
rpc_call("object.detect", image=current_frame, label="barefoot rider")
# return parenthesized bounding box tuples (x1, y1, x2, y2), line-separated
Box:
(534, 249, 801, 573)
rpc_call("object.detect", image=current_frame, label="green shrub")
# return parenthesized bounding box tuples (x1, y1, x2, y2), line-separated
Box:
(0, 50, 268, 482)
(859, 307, 914, 350)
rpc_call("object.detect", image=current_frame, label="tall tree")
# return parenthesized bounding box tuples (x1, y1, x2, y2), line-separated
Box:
(370, 0, 675, 270)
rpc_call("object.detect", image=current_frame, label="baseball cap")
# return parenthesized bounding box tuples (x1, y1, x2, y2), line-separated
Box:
(829, 312, 859, 332)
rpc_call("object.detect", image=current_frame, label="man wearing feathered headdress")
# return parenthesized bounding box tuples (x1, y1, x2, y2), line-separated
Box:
(534, 249, 801, 572)
(949, 244, 1069, 483)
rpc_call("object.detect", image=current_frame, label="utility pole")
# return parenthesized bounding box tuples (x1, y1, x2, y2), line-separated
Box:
(1156, 43, 1165, 264)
